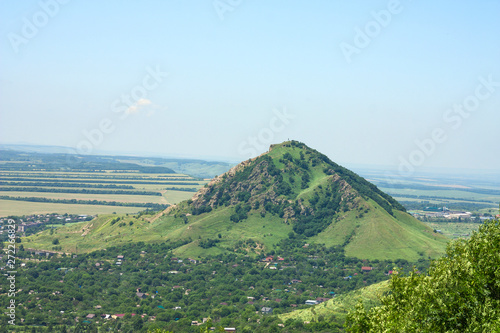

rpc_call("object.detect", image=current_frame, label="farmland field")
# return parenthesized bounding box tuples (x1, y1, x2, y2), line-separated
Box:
(0, 199, 143, 216)
(353, 167, 500, 214)
(0, 169, 206, 217)
(0, 191, 168, 204)
(423, 221, 483, 239)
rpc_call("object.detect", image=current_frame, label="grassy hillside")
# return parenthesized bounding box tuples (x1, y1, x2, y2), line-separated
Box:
(312, 199, 447, 261)
(279, 280, 389, 324)
(24, 208, 293, 258)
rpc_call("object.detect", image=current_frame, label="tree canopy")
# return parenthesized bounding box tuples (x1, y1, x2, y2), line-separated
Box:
(346, 218, 500, 332)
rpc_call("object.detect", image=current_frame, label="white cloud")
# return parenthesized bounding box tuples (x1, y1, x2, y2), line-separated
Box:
(126, 98, 153, 115)
(137, 98, 152, 106)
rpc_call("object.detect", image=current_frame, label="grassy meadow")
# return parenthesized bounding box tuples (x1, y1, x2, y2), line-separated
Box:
(311, 199, 447, 261)
(0, 199, 142, 216)
(24, 208, 294, 258)
(279, 280, 389, 323)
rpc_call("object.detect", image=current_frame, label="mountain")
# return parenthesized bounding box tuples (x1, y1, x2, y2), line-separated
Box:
(25, 141, 447, 260)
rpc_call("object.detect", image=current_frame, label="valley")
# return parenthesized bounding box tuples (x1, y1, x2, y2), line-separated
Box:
(0, 142, 498, 332)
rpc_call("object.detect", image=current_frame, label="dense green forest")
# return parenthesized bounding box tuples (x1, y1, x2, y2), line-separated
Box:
(1, 232, 428, 332)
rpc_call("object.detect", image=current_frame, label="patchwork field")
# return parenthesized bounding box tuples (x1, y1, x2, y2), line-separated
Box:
(0, 170, 205, 217)
(354, 167, 500, 215)
(0, 199, 142, 216)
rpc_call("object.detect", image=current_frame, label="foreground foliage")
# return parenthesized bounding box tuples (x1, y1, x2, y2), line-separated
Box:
(346, 219, 500, 332)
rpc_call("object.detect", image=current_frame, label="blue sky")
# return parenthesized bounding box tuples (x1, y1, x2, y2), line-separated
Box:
(1, 0, 499, 172)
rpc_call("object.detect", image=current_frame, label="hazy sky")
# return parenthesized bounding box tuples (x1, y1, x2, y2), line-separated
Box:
(1, 0, 499, 172)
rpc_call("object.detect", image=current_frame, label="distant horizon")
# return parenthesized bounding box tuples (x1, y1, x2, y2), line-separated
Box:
(1, 1, 499, 175)
(2, 141, 500, 177)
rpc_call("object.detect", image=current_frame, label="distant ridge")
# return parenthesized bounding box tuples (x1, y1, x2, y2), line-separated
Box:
(0, 146, 233, 178)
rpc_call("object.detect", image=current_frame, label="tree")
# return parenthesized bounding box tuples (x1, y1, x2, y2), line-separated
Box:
(199, 319, 225, 332)
(346, 219, 500, 332)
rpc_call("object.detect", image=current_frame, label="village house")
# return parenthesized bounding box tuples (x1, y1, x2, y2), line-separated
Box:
(316, 297, 330, 303)
(261, 307, 273, 314)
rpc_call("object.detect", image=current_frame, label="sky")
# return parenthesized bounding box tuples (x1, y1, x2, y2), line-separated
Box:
(1, 0, 499, 173)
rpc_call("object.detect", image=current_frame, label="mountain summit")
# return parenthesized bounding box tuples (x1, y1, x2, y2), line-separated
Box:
(190, 141, 404, 234)
(164, 141, 447, 260)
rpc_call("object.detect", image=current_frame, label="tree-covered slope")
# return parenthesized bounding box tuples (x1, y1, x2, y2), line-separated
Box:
(346, 218, 500, 332)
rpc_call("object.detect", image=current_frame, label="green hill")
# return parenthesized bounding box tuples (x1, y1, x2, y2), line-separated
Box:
(279, 279, 390, 325)
(24, 141, 448, 260)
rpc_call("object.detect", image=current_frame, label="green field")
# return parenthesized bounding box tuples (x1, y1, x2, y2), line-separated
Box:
(162, 189, 197, 204)
(360, 169, 500, 211)
(380, 187, 499, 202)
(0, 169, 204, 217)
(0, 191, 168, 204)
(423, 221, 482, 239)
(0, 199, 143, 216)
